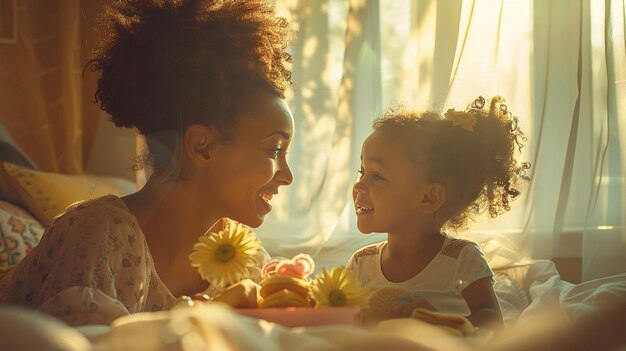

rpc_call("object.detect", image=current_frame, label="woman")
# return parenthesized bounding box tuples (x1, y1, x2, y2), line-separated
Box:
(0, 0, 294, 326)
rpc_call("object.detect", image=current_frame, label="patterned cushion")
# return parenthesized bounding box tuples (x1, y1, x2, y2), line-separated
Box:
(0, 200, 44, 267)
(0, 162, 136, 226)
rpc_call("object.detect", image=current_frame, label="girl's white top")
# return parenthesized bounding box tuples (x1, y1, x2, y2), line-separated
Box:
(347, 235, 494, 316)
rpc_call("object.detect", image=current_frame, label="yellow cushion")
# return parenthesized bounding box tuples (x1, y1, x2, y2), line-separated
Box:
(0, 162, 136, 225)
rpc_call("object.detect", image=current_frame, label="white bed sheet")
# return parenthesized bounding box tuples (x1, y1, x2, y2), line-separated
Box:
(315, 236, 626, 326)
(2, 237, 625, 351)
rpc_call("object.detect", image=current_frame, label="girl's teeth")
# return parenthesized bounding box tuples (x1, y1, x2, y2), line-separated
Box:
(356, 205, 373, 213)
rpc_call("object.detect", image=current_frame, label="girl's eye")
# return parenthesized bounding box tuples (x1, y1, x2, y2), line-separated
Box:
(357, 168, 364, 179)
(372, 173, 385, 181)
(357, 169, 385, 181)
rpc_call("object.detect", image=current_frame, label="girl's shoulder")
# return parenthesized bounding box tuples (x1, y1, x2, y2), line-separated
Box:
(440, 235, 481, 259)
(350, 241, 385, 262)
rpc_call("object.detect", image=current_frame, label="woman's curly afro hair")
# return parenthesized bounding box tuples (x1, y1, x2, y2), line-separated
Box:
(88, 0, 293, 138)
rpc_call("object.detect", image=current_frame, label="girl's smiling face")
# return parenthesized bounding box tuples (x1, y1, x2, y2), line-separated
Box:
(207, 92, 294, 228)
(353, 129, 430, 234)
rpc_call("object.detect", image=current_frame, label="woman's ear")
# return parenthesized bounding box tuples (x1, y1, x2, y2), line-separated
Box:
(184, 124, 220, 167)
(419, 183, 446, 214)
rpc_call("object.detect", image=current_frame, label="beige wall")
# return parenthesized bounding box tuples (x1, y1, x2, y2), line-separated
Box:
(0, 0, 109, 174)
(81, 0, 109, 167)
(85, 111, 136, 181)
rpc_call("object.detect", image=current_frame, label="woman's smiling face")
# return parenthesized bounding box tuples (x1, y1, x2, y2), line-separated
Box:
(352, 129, 429, 234)
(207, 91, 294, 228)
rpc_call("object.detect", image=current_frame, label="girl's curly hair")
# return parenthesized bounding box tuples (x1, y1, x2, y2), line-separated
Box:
(87, 0, 292, 170)
(373, 96, 531, 231)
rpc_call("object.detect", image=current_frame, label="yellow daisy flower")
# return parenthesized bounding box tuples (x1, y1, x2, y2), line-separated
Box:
(189, 221, 261, 289)
(310, 266, 370, 308)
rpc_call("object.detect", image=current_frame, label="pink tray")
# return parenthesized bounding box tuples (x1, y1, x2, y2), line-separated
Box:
(235, 307, 362, 328)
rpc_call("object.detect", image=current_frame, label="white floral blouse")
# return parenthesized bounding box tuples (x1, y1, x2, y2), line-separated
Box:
(0, 195, 175, 326)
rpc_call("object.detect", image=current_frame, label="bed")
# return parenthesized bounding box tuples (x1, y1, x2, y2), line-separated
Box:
(1, 249, 625, 351)
(0, 123, 625, 351)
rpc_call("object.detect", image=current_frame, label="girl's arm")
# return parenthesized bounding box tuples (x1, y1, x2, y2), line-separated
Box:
(462, 276, 503, 329)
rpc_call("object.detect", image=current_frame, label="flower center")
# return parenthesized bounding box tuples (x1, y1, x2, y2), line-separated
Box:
(329, 289, 347, 306)
(215, 244, 235, 262)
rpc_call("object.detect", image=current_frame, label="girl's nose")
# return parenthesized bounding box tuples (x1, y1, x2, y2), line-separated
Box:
(353, 179, 365, 193)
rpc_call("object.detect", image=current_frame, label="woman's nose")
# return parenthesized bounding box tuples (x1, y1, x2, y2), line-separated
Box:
(275, 159, 293, 186)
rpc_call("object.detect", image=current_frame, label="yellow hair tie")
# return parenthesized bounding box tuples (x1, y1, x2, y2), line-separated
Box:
(444, 109, 477, 132)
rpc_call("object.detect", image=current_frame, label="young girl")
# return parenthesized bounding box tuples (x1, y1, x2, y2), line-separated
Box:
(347, 96, 530, 329)
(0, 0, 293, 325)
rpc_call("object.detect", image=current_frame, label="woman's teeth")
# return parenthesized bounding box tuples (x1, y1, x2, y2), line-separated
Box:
(260, 193, 273, 203)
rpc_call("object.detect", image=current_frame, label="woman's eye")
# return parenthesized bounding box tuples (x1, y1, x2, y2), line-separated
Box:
(268, 148, 282, 159)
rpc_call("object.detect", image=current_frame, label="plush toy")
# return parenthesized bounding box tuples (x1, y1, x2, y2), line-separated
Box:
(258, 254, 315, 308)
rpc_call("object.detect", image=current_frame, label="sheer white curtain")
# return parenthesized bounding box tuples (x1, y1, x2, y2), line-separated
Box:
(259, 0, 626, 281)
(258, 0, 382, 261)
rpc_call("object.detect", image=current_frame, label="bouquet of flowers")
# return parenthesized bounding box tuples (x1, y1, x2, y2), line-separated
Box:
(186, 219, 369, 326)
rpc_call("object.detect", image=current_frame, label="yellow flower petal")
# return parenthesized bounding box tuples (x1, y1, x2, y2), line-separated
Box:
(188, 222, 261, 289)
(310, 266, 370, 308)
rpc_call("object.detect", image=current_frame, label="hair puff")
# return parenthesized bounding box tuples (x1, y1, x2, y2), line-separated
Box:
(87, 0, 292, 163)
